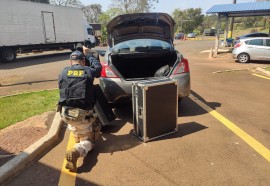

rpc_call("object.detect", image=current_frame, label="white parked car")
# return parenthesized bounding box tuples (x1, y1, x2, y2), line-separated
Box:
(187, 33, 196, 38)
(232, 37, 270, 63)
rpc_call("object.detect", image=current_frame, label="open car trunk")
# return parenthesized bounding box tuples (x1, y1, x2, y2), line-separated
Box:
(110, 51, 177, 80)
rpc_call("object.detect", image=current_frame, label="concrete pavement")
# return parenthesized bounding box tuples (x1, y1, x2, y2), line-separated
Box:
(0, 41, 266, 184)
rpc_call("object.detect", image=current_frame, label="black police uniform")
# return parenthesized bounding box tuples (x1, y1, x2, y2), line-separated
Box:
(58, 53, 101, 110)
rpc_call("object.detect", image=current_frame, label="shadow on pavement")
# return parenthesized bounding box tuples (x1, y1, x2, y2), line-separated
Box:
(77, 95, 214, 173)
(242, 60, 270, 65)
(77, 130, 141, 173)
(179, 90, 221, 117)
(0, 52, 70, 70)
(149, 122, 208, 143)
(0, 79, 58, 87)
(77, 102, 140, 173)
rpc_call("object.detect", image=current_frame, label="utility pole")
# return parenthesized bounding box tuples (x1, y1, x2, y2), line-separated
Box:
(228, 0, 237, 38)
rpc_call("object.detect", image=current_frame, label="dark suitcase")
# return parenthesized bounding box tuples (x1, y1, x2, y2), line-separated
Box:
(132, 78, 178, 142)
(94, 85, 116, 126)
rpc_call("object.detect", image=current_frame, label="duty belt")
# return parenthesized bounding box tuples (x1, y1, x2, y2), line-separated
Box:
(63, 107, 94, 120)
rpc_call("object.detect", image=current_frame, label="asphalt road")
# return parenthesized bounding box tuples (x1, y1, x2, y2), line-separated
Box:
(2, 40, 270, 185)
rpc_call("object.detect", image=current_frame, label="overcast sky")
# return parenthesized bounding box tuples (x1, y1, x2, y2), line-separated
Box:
(81, 0, 256, 14)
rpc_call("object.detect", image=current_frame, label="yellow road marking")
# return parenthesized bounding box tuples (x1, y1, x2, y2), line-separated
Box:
(58, 132, 77, 186)
(190, 94, 270, 163)
(252, 73, 270, 80)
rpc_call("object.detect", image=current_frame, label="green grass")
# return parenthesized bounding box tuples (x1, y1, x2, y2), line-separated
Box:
(265, 67, 270, 72)
(0, 89, 59, 130)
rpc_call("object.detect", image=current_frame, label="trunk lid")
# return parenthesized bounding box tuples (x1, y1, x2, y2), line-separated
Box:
(107, 13, 175, 47)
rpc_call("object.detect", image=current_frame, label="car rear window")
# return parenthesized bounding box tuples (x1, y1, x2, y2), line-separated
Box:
(113, 39, 172, 53)
(247, 39, 263, 46)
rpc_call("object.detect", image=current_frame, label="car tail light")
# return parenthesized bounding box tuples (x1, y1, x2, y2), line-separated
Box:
(172, 57, 190, 75)
(100, 62, 118, 78)
(234, 42, 242, 48)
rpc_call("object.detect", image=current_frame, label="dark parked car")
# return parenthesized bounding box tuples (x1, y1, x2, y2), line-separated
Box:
(99, 13, 191, 103)
(234, 32, 269, 45)
(175, 33, 184, 40)
(203, 29, 216, 36)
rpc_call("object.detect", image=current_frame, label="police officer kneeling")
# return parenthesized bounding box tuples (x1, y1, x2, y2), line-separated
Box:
(58, 47, 102, 172)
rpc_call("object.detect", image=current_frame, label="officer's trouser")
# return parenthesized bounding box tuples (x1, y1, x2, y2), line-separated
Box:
(61, 107, 101, 157)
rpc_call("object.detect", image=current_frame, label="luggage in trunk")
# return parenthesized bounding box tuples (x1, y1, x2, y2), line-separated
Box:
(94, 85, 116, 126)
(111, 51, 177, 79)
(132, 78, 178, 142)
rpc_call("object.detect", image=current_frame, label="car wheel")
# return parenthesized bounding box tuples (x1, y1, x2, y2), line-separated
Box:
(237, 53, 250, 63)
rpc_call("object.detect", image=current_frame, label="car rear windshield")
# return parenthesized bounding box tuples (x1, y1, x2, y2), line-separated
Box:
(113, 39, 172, 53)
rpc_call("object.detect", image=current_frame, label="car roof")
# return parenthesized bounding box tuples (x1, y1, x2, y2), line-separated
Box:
(240, 32, 269, 37)
(240, 37, 270, 41)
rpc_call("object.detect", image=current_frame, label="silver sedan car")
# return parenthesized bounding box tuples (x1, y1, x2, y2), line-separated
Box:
(99, 13, 191, 103)
(232, 37, 270, 63)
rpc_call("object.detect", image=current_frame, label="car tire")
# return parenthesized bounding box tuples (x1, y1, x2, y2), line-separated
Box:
(237, 53, 250, 63)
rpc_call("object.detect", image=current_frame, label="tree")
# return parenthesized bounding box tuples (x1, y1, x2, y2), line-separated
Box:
(83, 4, 102, 23)
(22, 0, 50, 3)
(50, 0, 83, 8)
(98, 8, 122, 44)
(172, 8, 204, 33)
(110, 0, 159, 14)
(200, 14, 218, 31)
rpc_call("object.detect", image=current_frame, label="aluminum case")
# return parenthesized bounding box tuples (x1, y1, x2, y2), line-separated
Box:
(132, 78, 178, 142)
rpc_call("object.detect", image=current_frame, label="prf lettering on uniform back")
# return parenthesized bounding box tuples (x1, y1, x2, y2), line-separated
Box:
(67, 70, 85, 77)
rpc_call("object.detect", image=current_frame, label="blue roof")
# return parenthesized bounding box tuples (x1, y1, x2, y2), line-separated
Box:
(206, 2, 270, 17)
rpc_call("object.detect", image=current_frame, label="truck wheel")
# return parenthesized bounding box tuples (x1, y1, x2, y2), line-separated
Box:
(1, 48, 16, 62)
(85, 42, 92, 49)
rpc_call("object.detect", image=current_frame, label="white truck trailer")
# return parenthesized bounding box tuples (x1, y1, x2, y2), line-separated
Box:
(0, 0, 95, 62)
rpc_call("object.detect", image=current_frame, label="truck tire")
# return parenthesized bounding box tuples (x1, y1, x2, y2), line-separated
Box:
(85, 41, 92, 49)
(1, 47, 16, 63)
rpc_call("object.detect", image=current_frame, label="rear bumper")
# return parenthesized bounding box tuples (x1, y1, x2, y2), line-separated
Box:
(99, 73, 190, 103)
(232, 49, 240, 59)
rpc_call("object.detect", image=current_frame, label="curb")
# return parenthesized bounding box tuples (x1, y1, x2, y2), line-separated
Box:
(248, 67, 270, 78)
(255, 67, 270, 77)
(0, 112, 63, 185)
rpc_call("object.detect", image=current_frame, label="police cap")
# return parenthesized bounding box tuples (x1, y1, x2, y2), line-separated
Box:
(70, 51, 84, 60)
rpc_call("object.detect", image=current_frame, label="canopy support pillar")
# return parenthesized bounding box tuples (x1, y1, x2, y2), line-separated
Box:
(214, 14, 221, 57)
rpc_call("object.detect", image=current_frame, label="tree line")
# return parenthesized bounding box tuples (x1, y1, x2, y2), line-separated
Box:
(23, 0, 270, 39)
